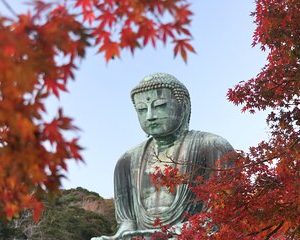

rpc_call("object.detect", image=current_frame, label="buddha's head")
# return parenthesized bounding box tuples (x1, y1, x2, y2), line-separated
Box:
(131, 73, 191, 138)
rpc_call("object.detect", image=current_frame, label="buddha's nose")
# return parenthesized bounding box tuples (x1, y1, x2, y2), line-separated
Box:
(146, 108, 157, 121)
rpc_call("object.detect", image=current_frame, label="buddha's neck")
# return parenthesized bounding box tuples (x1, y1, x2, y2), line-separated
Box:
(153, 131, 185, 152)
(153, 135, 176, 151)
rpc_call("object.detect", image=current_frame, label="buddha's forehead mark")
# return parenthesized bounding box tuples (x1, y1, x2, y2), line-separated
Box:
(134, 90, 158, 102)
(134, 88, 174, 105)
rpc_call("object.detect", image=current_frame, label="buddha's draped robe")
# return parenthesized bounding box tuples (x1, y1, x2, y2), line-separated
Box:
(114, 130, 234, 231)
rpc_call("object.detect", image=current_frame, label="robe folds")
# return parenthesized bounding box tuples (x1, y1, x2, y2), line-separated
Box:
(114, 130, 234, 231)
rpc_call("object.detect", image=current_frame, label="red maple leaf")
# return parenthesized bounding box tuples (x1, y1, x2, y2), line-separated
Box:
(97, 10, 117, 29)
(120, 27, 140, 53)
(98, 40, 120, 61)
(175, 4, 193, 24)
(138, 19, 158, 47)
(44, 77, 68, 98)
(75, 0, 92, 9)
(173, 39, 196, 63)
(159, 23, 175, 44)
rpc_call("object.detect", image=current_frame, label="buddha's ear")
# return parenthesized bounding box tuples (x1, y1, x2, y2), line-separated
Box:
(181, 101, 191, 130)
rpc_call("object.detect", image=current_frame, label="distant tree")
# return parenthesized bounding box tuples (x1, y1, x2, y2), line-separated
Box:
(0, 188, 116, 240)
(152, 1, 300, 239)
(0, 0, 194, 220)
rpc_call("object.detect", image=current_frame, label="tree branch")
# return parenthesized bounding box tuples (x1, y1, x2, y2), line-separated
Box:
(1, 0, 18, 17)
(265, 221, 284, 240)
(152, 139, 298, 172)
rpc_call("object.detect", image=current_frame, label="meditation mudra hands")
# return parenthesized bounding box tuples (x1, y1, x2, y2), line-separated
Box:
(91, 228, 162, 240)
(90, 217, 183, 240)
(91, 229, 180, 240)
(90, 221, 160, 240)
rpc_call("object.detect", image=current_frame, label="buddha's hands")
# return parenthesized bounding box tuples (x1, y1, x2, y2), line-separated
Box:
(119, 222, 183, 239)
(121, 229, 161, 238)
(90, 230, 160, 240)
(91, 237, 114, 240)
(90, 232, 125, 240)
(91, 227, 180, 239)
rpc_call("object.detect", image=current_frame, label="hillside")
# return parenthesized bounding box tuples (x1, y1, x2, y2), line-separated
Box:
(0, 187, 116, 240)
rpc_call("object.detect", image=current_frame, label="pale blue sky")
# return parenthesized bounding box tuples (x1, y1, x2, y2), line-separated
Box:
(1, 1, 268, 198)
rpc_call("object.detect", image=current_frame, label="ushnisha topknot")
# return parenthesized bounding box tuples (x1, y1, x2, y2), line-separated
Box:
(130, 73, 190, 105)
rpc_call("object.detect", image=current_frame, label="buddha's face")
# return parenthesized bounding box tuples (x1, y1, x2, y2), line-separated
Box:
(133, 88, 184, 137)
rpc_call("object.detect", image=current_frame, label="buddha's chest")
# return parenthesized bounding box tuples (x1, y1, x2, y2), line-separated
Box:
(139, 143, 177, 214)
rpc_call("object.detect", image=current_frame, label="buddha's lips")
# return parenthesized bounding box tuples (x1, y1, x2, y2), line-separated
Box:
(148, 123, 159, 128)
(146, 117, 168, 128)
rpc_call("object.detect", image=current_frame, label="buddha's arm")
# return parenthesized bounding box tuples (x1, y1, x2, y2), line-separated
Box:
(200, 133, 235, 174)
(210, 135, 235, 170)
(113, 153, 137, 226)
(91, 153, 137, 240)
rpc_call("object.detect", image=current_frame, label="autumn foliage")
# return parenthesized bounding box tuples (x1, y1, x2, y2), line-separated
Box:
(0, 0, 193, 221)
(152, 0, 300, 239)
(75, 0, 195, 62)
(1, 0, 299, 238)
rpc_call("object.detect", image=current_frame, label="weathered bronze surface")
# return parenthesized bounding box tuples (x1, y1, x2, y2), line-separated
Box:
(92, 73, 233, 240)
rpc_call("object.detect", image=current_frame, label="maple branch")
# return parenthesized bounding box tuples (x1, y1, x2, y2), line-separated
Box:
(34, 84, 46, 103)
(265, 221, 284, 240)
(245, 224, 277, 237)
(1, 0, 17, 17)
(152, 139, 299, 173)
(152, 11, 163, 25)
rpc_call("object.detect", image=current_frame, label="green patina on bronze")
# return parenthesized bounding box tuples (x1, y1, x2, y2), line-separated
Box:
(131, 73, 190, 104)
(92, 73, 234, 240)
(131, 73, 191, 129)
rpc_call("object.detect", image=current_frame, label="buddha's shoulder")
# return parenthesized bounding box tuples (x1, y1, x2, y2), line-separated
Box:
(119, 140, 149, 159)
(187, 130, 233, 149)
